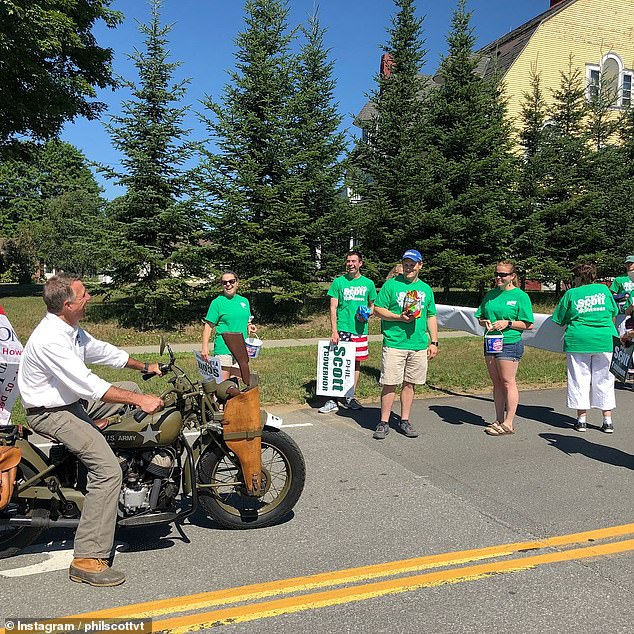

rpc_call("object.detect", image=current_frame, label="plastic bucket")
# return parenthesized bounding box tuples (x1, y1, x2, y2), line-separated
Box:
(245, 337, 263, 359)
(484, 332, 504, 354)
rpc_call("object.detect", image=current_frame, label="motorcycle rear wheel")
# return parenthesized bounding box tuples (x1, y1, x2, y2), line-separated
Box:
(197, 428, 305, 529)
(0, 461, 44, 559)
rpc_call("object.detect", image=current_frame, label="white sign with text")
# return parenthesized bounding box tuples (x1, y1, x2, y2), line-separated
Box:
(194, 352, 223, 382)
(316, 340, 355, 398)
(0, 307, 23, 424)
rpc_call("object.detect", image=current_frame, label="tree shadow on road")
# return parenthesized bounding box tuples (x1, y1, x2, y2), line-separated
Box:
(540, 433, 634, 470)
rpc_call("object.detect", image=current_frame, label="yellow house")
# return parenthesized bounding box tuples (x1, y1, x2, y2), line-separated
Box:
(478, 0, 634, 128)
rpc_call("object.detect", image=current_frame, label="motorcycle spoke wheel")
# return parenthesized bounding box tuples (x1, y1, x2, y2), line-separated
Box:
(197, 429, 305, 529)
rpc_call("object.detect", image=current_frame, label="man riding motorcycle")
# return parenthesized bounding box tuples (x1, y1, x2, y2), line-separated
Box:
(17, 273, 164, 587)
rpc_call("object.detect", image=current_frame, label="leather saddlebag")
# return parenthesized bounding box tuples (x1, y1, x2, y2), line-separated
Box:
(222, 387, 262, 495)
(0, 446, 21, 510)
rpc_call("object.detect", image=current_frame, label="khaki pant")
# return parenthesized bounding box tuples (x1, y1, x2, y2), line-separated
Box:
(26, 382, 140, 559)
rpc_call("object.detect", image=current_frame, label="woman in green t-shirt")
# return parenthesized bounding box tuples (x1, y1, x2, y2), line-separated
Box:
(475, 261, 534, 436)
(201, 271, 257, 380)
(551, 263, 618, 434)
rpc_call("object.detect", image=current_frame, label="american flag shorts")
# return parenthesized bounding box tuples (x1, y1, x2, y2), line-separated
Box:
(338, 331, 369, 361)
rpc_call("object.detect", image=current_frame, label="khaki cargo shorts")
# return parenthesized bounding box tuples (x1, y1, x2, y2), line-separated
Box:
(380, 346, 428, 386)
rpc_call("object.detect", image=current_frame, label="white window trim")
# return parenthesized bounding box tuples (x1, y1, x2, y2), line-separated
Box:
(586, 53, 633, 108)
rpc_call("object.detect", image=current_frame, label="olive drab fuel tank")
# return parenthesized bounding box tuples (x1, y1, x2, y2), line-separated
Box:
(103, 407, 183, 449)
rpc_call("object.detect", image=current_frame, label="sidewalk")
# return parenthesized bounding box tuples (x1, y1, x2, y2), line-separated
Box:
(122, 330, 477, 355)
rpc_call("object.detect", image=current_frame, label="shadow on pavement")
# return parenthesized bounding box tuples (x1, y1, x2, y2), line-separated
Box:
(428, 404, 488, 427)
(516, 403, 577, 429)
(540, 433, 634, 470)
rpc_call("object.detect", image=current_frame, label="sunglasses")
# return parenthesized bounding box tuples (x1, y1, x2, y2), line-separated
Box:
(494, 272, 513, 278)
(221, 279, 237, 285)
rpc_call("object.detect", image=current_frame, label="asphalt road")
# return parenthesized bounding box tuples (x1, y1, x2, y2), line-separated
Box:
(1, 385, 632, 633)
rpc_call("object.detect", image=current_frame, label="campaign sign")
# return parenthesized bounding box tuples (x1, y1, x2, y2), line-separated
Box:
(194, 352, 223, 382)
(0, 306, 23, 424)
(316, 340, 355, 398)
(609, 337, 634, 382)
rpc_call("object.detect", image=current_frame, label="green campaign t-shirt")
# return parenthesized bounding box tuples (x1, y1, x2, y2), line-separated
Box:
(375, 275, 436, 351)
(327, 274, 377, 335)
(204, 294, 251, 355)
(551, 284, 618, 353)
(609, 275, 634, 310)
(474, 287, 534, 344)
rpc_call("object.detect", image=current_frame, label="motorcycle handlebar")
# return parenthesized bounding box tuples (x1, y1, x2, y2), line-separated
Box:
(141, 363, 172, 381)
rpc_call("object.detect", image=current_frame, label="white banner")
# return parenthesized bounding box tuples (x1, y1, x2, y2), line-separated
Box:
(194, 351, 223, 382)
(0, 306, 23, 424)
(316, 340, 355, 398)
(435, 304, 626, 353)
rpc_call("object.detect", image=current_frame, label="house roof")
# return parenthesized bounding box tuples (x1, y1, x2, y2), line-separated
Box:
(476, 0, 578, 80)
(356, 0, 579, 124)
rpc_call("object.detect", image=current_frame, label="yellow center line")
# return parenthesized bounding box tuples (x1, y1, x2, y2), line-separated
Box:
(51, 522, 634, 622)
(151, 538, 634, 633)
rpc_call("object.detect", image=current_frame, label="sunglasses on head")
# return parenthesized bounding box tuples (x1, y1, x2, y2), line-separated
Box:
(494, 272, 513, 278)
(221, 279, 237, 285)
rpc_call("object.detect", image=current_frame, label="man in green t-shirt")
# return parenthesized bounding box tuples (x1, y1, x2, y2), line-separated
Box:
(372, 249, 438, 440)
(610, 255, 634, 313)
(319, 250, 377, 413)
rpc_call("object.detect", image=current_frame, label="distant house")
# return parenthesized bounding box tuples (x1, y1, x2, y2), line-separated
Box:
(357, 0, 634, 135)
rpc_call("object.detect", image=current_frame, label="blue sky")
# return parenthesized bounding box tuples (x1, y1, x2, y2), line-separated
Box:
(61, 0, 548, 198)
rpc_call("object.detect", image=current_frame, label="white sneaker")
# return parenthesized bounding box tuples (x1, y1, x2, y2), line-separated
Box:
(318, 399, 339, 414)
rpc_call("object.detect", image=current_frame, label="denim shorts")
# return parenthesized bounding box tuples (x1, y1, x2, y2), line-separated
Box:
(484, 340, 524, 362)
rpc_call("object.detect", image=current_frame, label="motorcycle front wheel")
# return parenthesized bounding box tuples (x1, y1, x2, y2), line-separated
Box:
(0, 461, 44, 559)
(197, 428, 305, 529)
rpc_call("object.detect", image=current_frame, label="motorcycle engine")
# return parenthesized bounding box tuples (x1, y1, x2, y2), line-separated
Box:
(117, 447, 180, 516)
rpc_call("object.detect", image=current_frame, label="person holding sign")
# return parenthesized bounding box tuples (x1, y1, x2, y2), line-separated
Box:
(202, 272, 257, 381)
(475, 261, 534, 437)
(552, 263, 618, 433)
(372, 249, 437, 440)
(609, 255, 634, 313)
(319, 251, 377, 413)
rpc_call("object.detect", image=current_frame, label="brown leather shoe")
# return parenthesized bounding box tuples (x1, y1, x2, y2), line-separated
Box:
(69, 558, 125, 586)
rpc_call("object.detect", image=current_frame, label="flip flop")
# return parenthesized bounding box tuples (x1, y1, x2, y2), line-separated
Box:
(484, 422, 515, 436)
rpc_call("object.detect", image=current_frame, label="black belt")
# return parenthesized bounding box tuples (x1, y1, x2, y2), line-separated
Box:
(25, 401, 81, 416)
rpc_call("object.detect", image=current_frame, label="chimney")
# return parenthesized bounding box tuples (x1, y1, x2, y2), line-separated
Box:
(380, 53, 394, 79)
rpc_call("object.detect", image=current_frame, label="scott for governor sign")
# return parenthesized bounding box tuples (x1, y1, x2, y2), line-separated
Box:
(316, 340, 355, 398)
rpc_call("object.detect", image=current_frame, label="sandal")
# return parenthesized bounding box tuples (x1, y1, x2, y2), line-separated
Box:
(484, 422, 515, 436)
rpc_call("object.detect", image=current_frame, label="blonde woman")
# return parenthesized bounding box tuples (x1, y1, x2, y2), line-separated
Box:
(475, 262, 534, 436)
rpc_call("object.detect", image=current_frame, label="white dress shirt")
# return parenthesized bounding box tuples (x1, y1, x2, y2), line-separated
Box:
(18, 313, 129, 408)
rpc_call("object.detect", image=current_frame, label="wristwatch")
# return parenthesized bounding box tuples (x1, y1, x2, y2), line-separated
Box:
(430, 341, 439, 347)
(143, 361, 149, 372)
(507, 321, 513, 329)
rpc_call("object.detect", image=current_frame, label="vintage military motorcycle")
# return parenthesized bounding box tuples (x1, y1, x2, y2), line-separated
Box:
(0, 334, 306, 558)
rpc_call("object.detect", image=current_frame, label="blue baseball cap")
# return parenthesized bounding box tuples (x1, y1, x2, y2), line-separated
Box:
(402, 249, 423, 263)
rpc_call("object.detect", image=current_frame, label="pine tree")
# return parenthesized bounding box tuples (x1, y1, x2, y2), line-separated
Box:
(350, 0, 429, 274)
(293, 11, 349, 278)
(199, 0, 313, 306)
(101, 0, 202, 327)
(422, 0, 517, 293)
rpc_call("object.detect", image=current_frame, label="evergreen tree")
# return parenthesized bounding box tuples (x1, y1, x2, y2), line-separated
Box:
(199, 0, 312, 304)
(350, 0, 429, 274)
(101, 0, 202, 327)
(293, 11, 349, 278)
(536, 56, 591, 286)
(514, 68, 551, 281)
(422, 0, 517, 293)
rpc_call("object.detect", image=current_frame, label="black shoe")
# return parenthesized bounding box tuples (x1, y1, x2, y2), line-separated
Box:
(398, 420, 418, 438)
(373, 422, 390, 440)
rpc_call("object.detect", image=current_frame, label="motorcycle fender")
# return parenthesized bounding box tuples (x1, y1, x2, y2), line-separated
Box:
(261, 410, 283, 430)
(16, 439, 49, 473)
